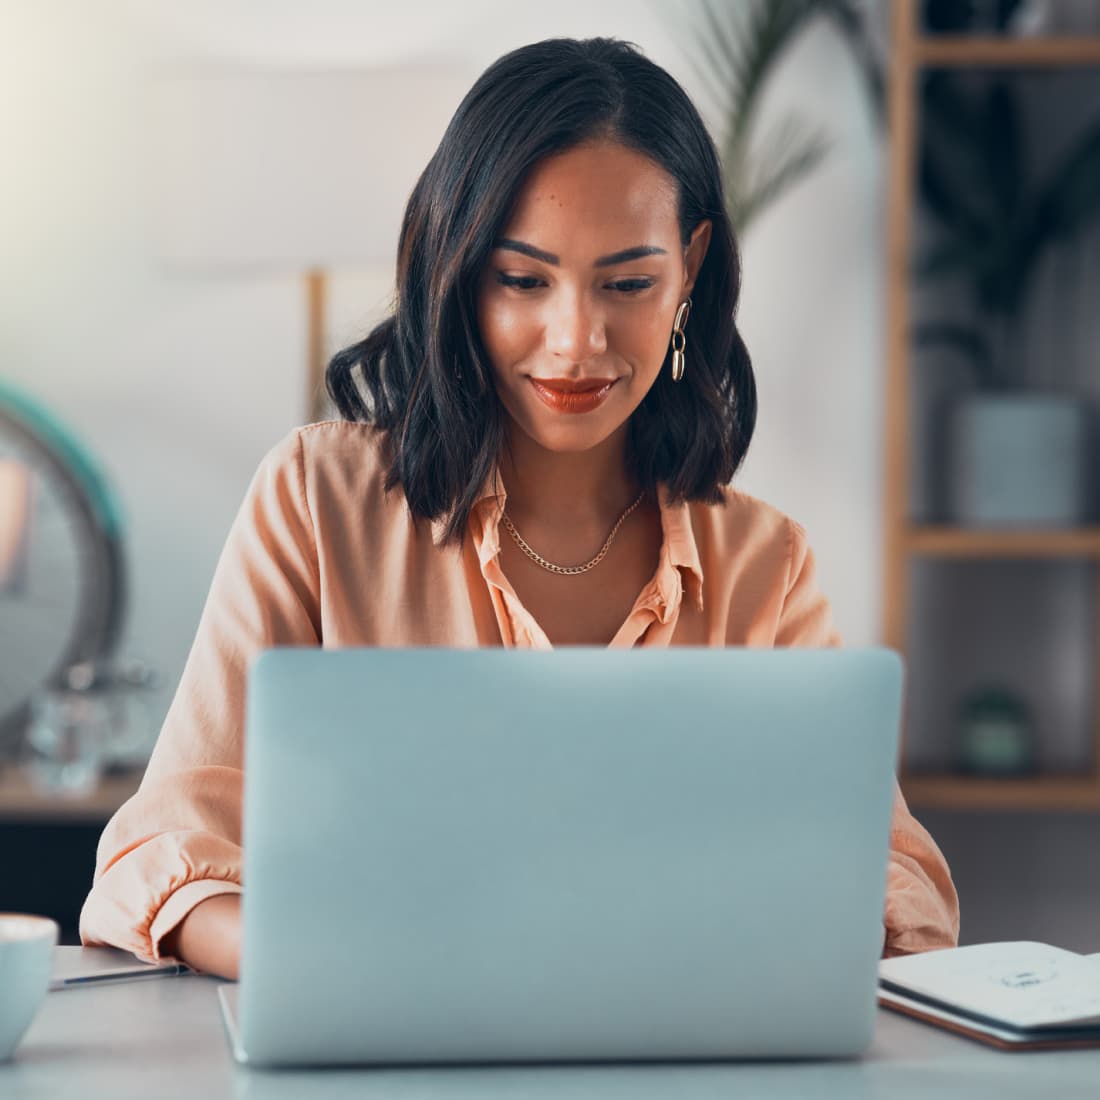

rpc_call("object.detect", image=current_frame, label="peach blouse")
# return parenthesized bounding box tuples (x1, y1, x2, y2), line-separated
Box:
(80, 421, 959, 961)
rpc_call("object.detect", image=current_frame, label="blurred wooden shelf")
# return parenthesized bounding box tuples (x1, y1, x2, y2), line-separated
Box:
(883, 4, 1100, 813)
(906, 526, 1100, 559)
(902, 772, 1100, 812)
(917, 35, 1100, 68)
(0, 768, 141, 824)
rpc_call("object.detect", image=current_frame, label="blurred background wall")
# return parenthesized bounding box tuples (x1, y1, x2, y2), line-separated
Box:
(1, 0, 1096, 950)
(0, 0, 884, 711)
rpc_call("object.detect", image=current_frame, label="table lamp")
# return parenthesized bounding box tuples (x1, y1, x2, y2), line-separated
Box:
(146, 65, 474, 421)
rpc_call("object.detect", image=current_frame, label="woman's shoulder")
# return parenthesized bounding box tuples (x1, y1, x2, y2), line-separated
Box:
(256, 420, 402, 518)
(687, 483, 807, 558)
(260, 419, 389, 480)
(684, 486, 835, 642)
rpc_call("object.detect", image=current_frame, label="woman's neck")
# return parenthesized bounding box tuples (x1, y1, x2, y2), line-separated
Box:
(498, 423, 639, 530)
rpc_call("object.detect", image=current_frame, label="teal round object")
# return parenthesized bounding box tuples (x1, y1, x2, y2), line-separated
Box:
(0, 380, 127, 755)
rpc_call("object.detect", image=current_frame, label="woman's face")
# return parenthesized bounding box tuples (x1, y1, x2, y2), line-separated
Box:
(477, 139, 711, 455)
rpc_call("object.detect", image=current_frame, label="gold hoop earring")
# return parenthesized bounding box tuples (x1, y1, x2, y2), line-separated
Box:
(670, 298, 691, 383)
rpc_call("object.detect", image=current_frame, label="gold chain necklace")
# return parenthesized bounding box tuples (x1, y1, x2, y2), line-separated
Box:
(500, 490, 645, 576)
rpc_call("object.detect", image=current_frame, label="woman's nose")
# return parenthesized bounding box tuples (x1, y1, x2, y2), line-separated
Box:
(545, 291, 607, 363)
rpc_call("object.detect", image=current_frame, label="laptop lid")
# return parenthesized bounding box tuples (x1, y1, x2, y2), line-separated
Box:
(236, 647, 902, 1066)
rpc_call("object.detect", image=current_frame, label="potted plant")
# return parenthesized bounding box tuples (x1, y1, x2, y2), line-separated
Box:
(688, 0, 884, 235)
(689, 1, 1100, 525)
(914, 62, 1100, 526)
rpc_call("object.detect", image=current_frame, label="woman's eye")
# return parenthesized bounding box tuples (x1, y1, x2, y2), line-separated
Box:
(607, 278, 654, 294)
(496, 273, 544, 291)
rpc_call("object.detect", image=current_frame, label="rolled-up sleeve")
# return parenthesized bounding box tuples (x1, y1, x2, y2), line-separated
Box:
(775, 519, 960, 956)
(80, 430, 321, 962)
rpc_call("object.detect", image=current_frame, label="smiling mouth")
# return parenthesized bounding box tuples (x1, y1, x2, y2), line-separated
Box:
(528, 377, 618, 413)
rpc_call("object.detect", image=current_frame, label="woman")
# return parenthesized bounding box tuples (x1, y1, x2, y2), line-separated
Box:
(81, 38, 959, 980)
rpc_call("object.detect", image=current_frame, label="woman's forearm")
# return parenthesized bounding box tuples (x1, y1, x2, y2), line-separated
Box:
(160, 893, 242, 980)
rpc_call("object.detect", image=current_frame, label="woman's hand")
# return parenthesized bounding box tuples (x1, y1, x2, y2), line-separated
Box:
(160, 893, 241, 980)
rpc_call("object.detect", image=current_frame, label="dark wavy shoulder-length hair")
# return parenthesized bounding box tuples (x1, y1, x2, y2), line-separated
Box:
(326, 36, 757, 543)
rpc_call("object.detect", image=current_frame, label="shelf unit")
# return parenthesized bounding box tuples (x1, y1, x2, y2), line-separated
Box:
(883, 1, 1100, 812)
(0, 768, 141, 825)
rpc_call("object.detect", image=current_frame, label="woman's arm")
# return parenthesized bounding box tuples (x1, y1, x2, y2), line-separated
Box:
(80, 430, 321, 963)
(776, 519, 960, 955)
(161, 894, 242, 980)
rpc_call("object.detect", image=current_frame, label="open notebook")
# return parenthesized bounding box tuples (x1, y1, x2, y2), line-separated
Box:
(879, 942, 1100, 1051)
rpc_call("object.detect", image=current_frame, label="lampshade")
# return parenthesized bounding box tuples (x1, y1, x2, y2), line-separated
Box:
(146, 65, 476, 271)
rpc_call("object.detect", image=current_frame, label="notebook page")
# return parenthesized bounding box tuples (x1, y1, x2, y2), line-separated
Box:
(879, 942, 1100, 1030)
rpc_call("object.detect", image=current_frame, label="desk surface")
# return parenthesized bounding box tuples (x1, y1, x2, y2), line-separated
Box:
(4, 950, 1100, 1100)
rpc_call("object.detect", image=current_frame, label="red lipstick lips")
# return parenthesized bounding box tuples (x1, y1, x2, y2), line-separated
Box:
(528, 377, 618, 414)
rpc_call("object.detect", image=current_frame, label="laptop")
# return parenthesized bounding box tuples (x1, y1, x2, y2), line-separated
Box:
(219, 646, 903, 1067)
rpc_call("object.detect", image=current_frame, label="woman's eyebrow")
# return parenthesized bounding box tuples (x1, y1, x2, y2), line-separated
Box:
(593, 245, 667, 266)
(495, 238, 559, 265)
(493, 240, 668, 267)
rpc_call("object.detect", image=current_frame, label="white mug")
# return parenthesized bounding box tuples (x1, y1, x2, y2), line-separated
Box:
(0, 914, 58, 1061)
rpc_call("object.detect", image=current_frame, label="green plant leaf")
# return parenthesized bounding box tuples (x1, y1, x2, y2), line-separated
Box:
(913, 238, 980, 282)
(922, 71, 986, 155)
(691, 3, 745, 121)
(975, 119, 1100, 317)
(1034, 120, 1100, 239)
(731, 115, 830, 233)
(693, 0, 820, 215)
(813, 0, 886, 127)
(718, 0, 813, 146)
(918, 145, 990, 245)
(912, 322, 995, 387)
(983, 81, 1023, 221)
(994, 0, 1026, 30)
(684, 0, 885, 236)
(918, 72, 998, 240)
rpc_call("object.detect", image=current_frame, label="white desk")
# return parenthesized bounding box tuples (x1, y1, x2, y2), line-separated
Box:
(3, 949, 1100, 1099)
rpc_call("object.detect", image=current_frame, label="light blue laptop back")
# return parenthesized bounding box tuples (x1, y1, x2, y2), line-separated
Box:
(232, 647, 903, 1066)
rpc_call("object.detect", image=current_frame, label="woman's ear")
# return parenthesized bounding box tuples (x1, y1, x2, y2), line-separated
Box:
(682, 219, 712, 297)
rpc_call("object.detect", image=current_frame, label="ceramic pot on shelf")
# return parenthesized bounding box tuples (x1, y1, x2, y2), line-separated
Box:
(946, 391, 1094, 527)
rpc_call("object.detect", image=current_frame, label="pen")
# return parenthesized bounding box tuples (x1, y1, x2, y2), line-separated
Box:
(50, 960, 192, 991)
